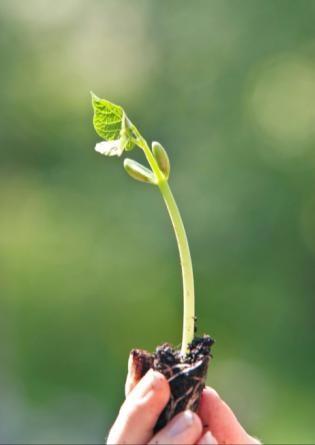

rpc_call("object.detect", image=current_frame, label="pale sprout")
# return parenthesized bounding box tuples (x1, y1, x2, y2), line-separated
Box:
(95, 140, 124, 157)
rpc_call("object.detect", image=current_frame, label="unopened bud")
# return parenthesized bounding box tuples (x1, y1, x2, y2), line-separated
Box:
(152, 141, 170, 179)
(124, 159, 156, 184)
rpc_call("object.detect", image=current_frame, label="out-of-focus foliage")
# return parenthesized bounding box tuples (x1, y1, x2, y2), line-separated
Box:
(1, 1, 315, 443)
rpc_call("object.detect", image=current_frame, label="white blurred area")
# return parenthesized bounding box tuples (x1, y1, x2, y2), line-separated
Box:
(249, 52, 315, 156)
(1, 0, 158, 107)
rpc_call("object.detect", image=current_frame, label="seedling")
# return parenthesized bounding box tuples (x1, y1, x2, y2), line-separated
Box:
(91, 93, 213, 430)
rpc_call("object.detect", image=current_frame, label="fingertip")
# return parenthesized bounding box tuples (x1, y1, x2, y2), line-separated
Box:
(174, 410, 202, 439)
(148, 410, 203, 445)
(125, 369, 170, 417)
(198, 387, 221, 418)
(150, 370, 170, 393)
(141, 370, 170, 410)
(189, 410, 203, 437)
(150, 370, 168, 385)
(202, 387, 221, 403)
(111, 370, 170, 444)
(197, 431, 218, 445)
(185, 411, 203, 444)
(199, 387, 254, 445)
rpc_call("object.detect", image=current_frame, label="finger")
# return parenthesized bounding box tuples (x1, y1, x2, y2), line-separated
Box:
(197, 431, 217, 444)
(125, 349, 153, 397)
(198, 387, 260, 445)
(125, 351, 140, 396)
(148, 410, 202, 445)
(107, 370, 170, 444)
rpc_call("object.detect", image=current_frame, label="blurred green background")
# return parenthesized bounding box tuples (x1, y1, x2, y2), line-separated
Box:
(1, 0, 315, 443)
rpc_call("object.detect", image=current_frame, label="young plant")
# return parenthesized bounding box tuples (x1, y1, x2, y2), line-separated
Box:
(91, 92, 194, 356)
(91, 93, 213, 430)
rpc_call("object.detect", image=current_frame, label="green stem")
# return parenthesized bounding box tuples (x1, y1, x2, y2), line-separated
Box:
(137, 136, 195, 356)
(159, 180, 195, 356)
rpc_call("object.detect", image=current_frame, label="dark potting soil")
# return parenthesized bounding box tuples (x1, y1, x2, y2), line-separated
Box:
(131, 335, 214, 432)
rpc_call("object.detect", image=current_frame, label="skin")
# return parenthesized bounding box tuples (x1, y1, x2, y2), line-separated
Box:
(107, 357, 261, 445)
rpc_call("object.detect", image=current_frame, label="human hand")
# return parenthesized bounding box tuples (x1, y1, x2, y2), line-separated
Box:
(107, 356, 260, 444)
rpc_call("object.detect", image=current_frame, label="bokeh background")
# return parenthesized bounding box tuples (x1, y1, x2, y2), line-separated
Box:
(1, 0, 315, 443)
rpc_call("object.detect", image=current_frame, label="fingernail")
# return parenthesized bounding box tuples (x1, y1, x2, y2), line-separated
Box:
(168, 410, 196, 437)
(198, 431, 217, 444)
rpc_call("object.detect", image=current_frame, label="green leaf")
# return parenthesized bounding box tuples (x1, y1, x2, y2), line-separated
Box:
(91, 92, 123, 140)
(91, 92, 135, 151)
(124, 159, 156, 184)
